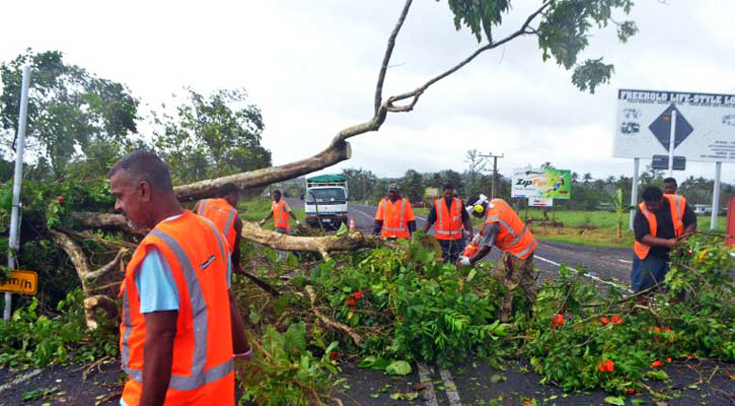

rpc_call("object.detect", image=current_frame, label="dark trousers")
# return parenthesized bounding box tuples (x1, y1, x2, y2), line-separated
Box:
(631, 255, 669, 293)
(438, 237, 466, 263)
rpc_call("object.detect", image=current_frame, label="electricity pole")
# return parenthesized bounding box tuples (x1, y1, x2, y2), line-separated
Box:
(479, 153, 504, 198)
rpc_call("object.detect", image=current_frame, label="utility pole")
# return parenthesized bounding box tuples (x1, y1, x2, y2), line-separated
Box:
(479, 153, 504, 198)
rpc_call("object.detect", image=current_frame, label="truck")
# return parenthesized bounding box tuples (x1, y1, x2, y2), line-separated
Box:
(303, 174, 349, 229)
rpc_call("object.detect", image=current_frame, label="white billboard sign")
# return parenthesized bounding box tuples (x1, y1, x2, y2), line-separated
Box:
(528, 197, 553, 207)
(614, 89, 735, 162)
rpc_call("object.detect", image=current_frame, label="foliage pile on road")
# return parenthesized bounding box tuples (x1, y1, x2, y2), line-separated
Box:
(236, 233, 733, 404)
(522, 234, 734, 396)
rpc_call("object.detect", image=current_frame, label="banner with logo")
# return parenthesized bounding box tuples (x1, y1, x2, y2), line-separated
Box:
(512, 168, 571, 199)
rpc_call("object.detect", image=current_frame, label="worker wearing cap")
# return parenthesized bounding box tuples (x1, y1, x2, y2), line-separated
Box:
(194, 182, 244, 274)
(632, 186, 696, 293)
(423, 183, 473, 263)
(259, 190, 300, 233)
(373, 183, 416, 239)
(459, 194, 538, 322)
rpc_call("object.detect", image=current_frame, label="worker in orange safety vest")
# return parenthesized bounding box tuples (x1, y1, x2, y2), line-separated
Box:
(373, 183, 416, 239)
(632, 186, 696, 293)
(259, 190, 300, 234)
(459, 194, 538, 322)
(109, 151, 249, 406)
(194, 182, 243, 274)
(422, 183, 473, 262)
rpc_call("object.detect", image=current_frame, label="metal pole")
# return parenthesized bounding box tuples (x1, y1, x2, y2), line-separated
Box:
(710, 161, 721, 230)
(5, 66, 31, 321)
(629, 157, 639, 230)
(491, 156, 498, 198)
(668, 110, 677, 178)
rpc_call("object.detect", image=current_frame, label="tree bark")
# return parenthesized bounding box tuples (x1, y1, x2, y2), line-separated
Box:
(71, 212, 147, 236)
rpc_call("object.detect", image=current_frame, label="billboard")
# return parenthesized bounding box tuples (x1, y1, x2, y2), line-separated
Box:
(512, 168, 571, 199)
(614, 89, 735, 162)
(528, 197, 553, 207)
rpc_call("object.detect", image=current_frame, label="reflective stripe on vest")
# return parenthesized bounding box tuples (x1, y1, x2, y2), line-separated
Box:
(121, 221, 233, 392)
(435, 197, 463, 240)
(634, 194, 684, 260)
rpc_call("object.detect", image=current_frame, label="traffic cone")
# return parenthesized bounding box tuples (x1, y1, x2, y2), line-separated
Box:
(349, 217, 355, 231)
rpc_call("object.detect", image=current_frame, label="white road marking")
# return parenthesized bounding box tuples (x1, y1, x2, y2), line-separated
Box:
(617, 259, 633, 264)
(417, 363, 440, 406)
(0, 368, 42, 394)
(535, 255, 633, 293)
(439, 368, 463, 406)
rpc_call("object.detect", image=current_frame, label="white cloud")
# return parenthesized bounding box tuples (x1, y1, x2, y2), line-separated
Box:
(1, 0, 734, 186)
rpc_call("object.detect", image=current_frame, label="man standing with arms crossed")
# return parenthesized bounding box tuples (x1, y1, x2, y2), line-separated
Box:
(459, 194, 538, 322)
(194, 183, 243, 274)
(109, 151, 249, 405)
(423, 184, 473, 262)
(373, 183, 416, 239)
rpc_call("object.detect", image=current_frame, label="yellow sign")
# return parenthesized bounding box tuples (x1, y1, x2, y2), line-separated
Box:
(0, 271, 38, 295)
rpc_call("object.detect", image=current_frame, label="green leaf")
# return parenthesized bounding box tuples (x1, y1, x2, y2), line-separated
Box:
(604, 396, 625, 405)
(386, 360, 412, 376)
(336, 222, 348, 237)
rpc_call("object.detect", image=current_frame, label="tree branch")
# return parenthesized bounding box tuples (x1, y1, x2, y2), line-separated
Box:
(374, 0, 414, 115)
(384, 0, 552, 112)
(306, 285, 362, 346)
(85, 247, 128, 282)
(70, 212, 147, 236)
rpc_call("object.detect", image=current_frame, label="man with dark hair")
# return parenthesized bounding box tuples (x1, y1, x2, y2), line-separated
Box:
(109, 151, 249, 405)
(423, 184, 473, 262)
(662, 177, 677, 195)
(373, 183, 416, 239)
(632, 186, 697, 293)
(259, 189, 300, 233)
(459, 194, 538, 322)
(194, 182, 244, 274)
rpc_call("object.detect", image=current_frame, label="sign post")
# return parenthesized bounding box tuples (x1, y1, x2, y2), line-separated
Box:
(5, 66, 31, 321)
(614, 89, 735, 233)
(629, 158, 639, 230)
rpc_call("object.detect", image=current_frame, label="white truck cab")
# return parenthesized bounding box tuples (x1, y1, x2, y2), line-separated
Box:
(304, 175, 349, 229)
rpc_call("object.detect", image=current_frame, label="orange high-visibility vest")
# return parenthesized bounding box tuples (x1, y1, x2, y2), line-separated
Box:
(195, 198, 238, 254)
(434, 197, 463, 240)
(119, 211, 234, 406)
(272, 200, 290, 229)
(376, 197, 414, 239)
(634, 194, 685, 260)
(484, 198, 537, 260)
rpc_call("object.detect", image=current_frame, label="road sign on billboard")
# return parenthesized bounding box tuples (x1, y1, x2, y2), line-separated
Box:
(512, 168, 571, 199)
(652, 155, 686, 170)
(614, 89, 735, 162)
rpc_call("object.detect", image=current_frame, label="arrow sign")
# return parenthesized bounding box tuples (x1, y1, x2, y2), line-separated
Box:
(648, 104, 693, 151)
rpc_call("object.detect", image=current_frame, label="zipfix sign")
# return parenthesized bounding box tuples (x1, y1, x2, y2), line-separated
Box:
(512, 168, 571, 199)
(614, 89, 735, 162)
(0, 270, 38, 295)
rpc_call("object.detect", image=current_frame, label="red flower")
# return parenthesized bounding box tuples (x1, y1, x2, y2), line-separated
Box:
(353, 291, 363, 300)
(611, 314, 623, 324)
(346, 298, 356, 307)
(664, 326, 671, 331)
(653, 326, 661, 332)
(600, 316, 610, 324)
(597, 359, 614, 373)
(57, 195, 64, 202)
(626, 388, 636, 395)
(551, 314, 565, 327)
(651, 360, 662, 367)
(330, 350, 338, 358)
(666, 357, 672, 363)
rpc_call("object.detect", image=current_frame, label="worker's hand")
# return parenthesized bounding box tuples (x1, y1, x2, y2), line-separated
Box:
(457, 256, 471, 266)
(258, 219, 266, 227)
(666, 238, 678, 248)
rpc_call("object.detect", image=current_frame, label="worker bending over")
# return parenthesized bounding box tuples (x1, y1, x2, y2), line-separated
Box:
(194, 182, 243, 274)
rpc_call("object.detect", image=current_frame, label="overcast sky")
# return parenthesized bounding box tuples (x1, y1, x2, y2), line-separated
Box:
(2, 0, 734, 184)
